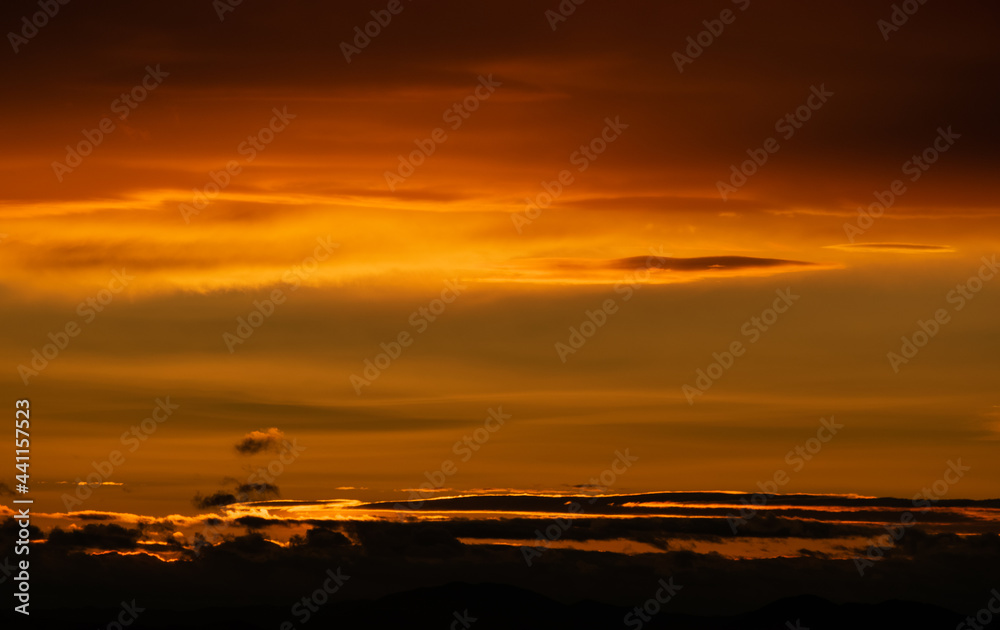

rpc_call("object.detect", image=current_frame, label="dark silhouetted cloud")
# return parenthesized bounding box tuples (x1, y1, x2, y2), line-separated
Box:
(234, 427, 286, 455)
(47, 523, 140, 550)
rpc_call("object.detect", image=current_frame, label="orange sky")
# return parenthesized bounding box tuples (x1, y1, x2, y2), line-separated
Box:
(2, 0, 999, 523)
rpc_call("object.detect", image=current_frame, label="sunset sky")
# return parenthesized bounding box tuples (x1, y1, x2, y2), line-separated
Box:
(3, 0, 999, 530)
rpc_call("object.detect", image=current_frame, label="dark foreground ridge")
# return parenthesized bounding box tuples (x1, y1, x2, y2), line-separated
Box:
(18, 584, 966, 630)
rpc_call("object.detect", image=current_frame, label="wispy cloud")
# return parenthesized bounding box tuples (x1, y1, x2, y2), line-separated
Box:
(825, 243, 955, 253)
